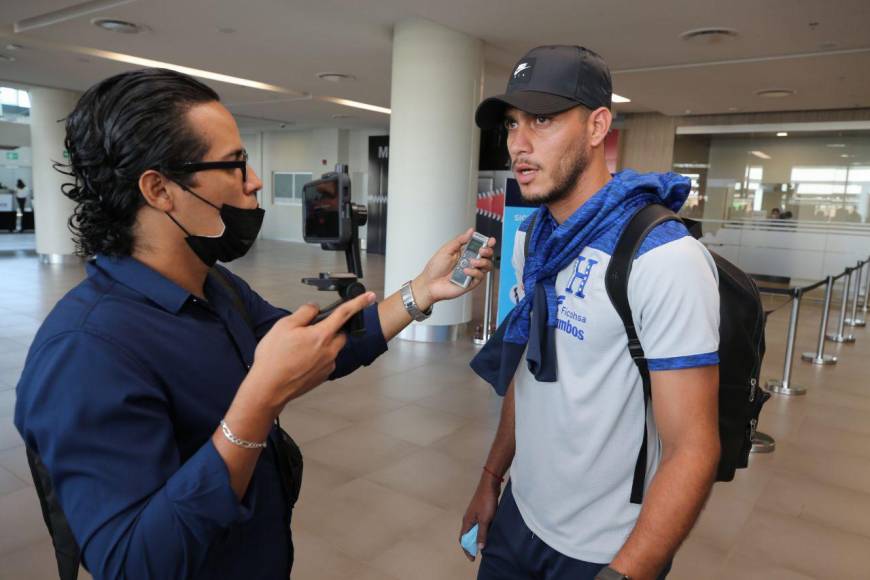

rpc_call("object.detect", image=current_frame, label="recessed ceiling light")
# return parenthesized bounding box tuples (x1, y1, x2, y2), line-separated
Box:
(612, 93, 630, 103)
(750, 150, 772, 160)
(318, 96, 390, 115)
(15, 0, 137, 33)
(0, 54, 16, 63)
(680, 27, 738, 44)
(841, 154, 851, 158)
(777, 132, 788, 137)
(317, 72, 356, 83)
(755, 88, 796, 98)
(93, 19, 142, 34)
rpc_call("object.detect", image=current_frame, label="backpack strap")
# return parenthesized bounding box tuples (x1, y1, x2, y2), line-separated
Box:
(523, 212, 539, 260)
(604, 204, 681, 504)
(209, 267, 298, 496)
(26, 447, 81, 580)
(209, 267, 255, 330)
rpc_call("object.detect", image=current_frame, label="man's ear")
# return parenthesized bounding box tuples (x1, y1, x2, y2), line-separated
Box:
(139, 170, 175, 212)
(587, 107, 613, 148)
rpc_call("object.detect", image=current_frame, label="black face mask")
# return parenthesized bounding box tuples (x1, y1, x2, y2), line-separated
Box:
(167, 183, 265, 267)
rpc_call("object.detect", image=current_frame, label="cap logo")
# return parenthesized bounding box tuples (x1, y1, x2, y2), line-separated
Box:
(511, 58, 535, 84)
(513, 62, 532, 78)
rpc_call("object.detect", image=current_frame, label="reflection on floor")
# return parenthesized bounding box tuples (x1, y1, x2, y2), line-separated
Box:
(0, 239, 869, 579)
(0, 233, 36, 255)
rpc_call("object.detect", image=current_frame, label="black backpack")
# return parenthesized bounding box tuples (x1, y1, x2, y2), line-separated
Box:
(524, 204, 769, 504)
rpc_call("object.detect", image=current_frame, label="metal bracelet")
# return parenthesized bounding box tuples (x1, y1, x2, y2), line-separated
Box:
(400, 280, 433, 322)
(220, 419, 267, 449)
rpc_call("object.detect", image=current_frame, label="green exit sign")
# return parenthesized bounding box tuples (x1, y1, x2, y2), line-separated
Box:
(5, 151, 18, 161)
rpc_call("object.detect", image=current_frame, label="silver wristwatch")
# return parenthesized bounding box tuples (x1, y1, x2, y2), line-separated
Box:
(400, 280, 432, 322)
(595, 566, 630, 580)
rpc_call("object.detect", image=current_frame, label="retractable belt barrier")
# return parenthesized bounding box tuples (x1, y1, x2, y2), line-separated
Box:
(758, 258, 870, 400)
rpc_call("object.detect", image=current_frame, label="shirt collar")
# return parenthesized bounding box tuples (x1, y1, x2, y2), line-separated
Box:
(92, 255, 193, 314)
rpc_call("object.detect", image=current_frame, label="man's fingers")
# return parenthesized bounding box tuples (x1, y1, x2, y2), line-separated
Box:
(317, 291, 376, 335)
(285, 303, 319, 327)
(463, 267, 486, 281)
(476, 521, 489, 553)
(460, 515, 477, 561)
(460, 515, 475, 537)
(328, 331, 348, 354)
(457, 227, 474, 245)
(442, 228, 474, 256)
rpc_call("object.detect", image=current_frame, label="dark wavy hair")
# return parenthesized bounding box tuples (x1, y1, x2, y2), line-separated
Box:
(59, 68, 219, 257)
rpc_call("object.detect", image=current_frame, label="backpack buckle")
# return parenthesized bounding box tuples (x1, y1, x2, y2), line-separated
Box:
(627, 337, 644, 361)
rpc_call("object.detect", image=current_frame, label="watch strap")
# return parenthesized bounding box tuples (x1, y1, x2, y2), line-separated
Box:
(595, 566, 630, 580)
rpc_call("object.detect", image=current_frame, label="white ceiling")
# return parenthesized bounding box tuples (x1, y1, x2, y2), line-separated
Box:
(0, 0, 868, 132)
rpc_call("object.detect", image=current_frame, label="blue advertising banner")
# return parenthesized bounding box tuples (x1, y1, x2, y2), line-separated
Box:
(496, 178, 539, 326)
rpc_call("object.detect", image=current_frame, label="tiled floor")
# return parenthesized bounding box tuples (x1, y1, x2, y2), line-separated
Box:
(1, 234, 869, 579)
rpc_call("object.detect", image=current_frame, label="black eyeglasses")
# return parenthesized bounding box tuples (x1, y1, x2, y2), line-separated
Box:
(170, 150, 249, 183)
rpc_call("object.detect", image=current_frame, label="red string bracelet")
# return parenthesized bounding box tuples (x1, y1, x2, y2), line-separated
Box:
(482, 465, 505, 483)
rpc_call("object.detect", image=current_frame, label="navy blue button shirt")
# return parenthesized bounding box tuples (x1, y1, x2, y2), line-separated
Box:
(14, 256, 388, 580)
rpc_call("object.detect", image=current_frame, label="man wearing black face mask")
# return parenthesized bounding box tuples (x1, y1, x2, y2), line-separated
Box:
(165, 168, 265, 267)
(14, 69, 494, 580)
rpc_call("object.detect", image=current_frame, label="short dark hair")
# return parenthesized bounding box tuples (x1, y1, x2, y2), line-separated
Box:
(60, 68, 219, 257)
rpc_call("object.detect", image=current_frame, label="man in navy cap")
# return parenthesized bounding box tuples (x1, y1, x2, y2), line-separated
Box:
(461, 46, 721, 580)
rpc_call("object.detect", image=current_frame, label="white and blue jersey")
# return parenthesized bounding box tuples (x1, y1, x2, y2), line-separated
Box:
(509, 217, 720, 563)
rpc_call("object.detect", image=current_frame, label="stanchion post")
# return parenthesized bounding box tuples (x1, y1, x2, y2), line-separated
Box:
(474, 269, 494, 346)
(766, 289, 807, 396)
(861, 257, 870, 312)
(848, 260, 867, 326)
(802, 275, 838, 365)
(827, 268, 856, 344)
(853, 258, 870, 326)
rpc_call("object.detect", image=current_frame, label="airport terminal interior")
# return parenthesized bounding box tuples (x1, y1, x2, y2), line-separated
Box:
(1, 1, 870, 579)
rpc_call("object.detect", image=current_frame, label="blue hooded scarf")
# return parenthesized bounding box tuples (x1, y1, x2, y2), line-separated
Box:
(470, 170, 691, 395)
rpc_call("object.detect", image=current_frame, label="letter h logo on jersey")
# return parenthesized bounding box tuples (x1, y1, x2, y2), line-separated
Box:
(564, 256, 598, 299)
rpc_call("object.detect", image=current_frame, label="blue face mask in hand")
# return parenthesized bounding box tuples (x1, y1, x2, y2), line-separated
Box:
(166, 183, 265, 267)
(461, 523, 479, 557)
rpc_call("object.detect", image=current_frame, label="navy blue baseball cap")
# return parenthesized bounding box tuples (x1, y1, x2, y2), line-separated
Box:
(475, 45, 613, 130)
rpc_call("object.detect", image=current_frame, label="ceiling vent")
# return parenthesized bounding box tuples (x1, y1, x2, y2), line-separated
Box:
(93, 19, 142, 34)
(755, 88, 796, 98)
(316, 72, 356, 83)
(680, 28, 738, 44)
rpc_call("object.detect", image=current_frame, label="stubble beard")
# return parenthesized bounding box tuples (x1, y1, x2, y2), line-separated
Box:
(520, 141, 589, 205)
